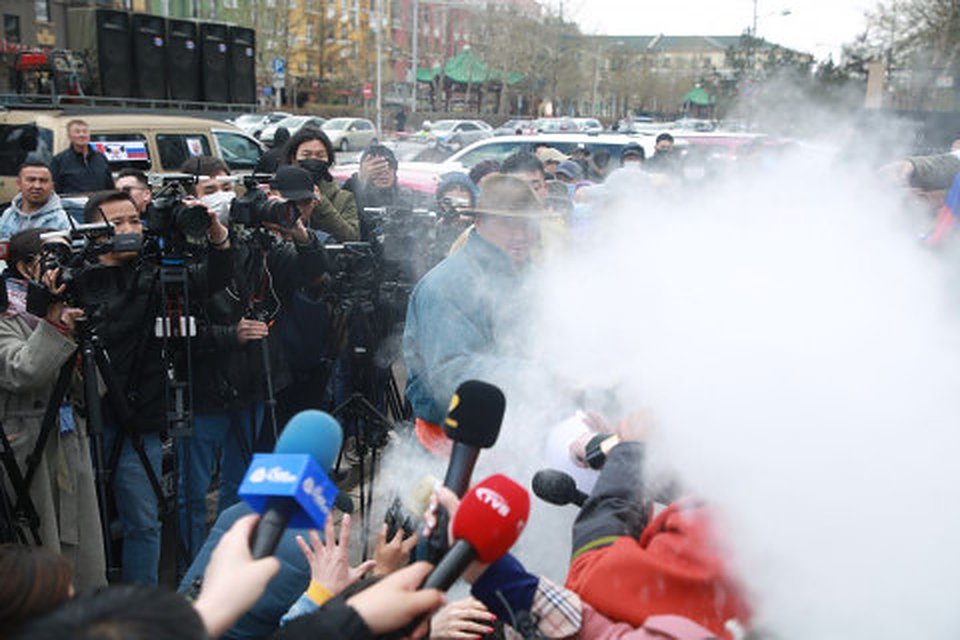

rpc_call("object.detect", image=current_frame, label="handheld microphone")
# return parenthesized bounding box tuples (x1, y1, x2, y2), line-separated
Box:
(423, 474, 530, 591)
(238, 410, 343, 558)
(425, 380, 506, 563)
(532, 469, 589, 507)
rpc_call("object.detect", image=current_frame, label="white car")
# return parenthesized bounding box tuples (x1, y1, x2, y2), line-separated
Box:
(259, 115, 326, 145)
(421, 119, 493, 147)
(322, 118, 378, 152)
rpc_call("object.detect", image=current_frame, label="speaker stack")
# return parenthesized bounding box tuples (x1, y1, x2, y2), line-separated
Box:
(67, 8, 133, 98)
(67, 9, 256, 104)
(130, 13, 168, 100)
(167, 19, 202, 102)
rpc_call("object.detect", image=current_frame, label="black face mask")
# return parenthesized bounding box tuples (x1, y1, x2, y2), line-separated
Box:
(297, 158, 332, 183)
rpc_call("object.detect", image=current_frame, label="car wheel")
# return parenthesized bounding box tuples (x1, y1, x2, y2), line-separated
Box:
(339, 138, 349, 152)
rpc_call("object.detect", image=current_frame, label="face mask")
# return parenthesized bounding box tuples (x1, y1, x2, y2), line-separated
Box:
(298, 159, 331, 183)
(200, 190, 236, 225)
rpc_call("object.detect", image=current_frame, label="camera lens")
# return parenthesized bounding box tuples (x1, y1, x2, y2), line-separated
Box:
(175, 203, 212, 240)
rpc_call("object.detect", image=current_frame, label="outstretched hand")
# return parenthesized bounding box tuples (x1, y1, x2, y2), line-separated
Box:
(296, 513, 376, 596)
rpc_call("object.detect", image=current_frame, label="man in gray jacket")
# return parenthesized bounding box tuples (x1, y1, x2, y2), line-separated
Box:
(0, 160, 71, 240)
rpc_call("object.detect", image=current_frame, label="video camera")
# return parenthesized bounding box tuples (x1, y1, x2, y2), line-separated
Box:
(229, 174, 298, 230)
(38, 223, 142, 307)
(323, 242, 379, 301)
(144, 174, 211, 250)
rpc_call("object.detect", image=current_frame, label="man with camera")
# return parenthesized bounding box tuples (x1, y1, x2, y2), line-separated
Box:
(77, 188, 232, 584)
(0, 227, 106, 590)
(177, 160, 329, 562)
(342, 144, 413, 239)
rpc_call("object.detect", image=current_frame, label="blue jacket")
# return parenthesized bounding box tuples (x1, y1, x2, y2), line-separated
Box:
(403, 229, 529, 424)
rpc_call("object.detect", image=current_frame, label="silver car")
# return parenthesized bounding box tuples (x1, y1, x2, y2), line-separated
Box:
(322, 118, 378, 152)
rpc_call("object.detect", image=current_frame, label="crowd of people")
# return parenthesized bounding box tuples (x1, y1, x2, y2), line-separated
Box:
(7, 116, 947, 639)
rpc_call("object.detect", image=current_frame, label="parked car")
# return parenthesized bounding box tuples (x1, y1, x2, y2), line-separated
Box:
(0, 109, 264, 204)
(321, 117, 378, 152)
(494, 118, 537, 136)
(232, 111, 291, 138)
(572, 117, 604, 133)
(258, 115, 326, 146)
(421, 119, 493, 147)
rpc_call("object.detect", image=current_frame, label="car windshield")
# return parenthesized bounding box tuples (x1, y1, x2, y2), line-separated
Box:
(322, 118, 351, 130)
(233, 114, 263, 126)
(276, 116, 308, 129)
(429, 121, 457, 132)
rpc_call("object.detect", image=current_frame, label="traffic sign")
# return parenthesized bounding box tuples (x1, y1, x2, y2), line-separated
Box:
(363, 83, 372, 100)
(272, 57, 286, 74)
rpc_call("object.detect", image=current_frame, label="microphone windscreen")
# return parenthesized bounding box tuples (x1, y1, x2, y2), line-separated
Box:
(452, 474, 529, 563)
(532, 469, 579, 506)
(334, 492, 355, 514)
(443, 380, 506, 448)
(274, 410, 343, 472)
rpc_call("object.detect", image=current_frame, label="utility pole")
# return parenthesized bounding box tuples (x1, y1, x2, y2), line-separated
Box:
(411, 0, 419, 113)
(375, 0, 383, 134)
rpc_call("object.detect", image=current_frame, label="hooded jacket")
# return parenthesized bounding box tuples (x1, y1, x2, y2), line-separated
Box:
(0, 192, 71, 240)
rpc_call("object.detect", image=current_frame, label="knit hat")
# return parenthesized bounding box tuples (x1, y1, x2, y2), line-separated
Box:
(360, 143, 398, 169)
(555, 160, 583, 180)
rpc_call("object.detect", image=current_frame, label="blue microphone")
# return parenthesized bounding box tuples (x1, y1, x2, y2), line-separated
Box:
(239, 410, 343, 558)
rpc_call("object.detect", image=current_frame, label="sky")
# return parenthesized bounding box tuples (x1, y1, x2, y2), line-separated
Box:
(561, 0, 879, 62)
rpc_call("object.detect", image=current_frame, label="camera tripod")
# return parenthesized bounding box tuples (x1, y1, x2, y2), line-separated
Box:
(327, 282, 410, 559)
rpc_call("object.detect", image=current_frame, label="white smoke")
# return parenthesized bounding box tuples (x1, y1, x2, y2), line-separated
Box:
(518, 144, 960, 639)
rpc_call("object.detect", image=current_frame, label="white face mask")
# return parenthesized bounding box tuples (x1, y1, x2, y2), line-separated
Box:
(200, 190, 236, 224)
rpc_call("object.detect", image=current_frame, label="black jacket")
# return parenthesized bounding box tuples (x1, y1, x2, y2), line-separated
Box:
(50, 147, 114, 195)
(82, 247, 232, 432)
(192, 232, 328, 414)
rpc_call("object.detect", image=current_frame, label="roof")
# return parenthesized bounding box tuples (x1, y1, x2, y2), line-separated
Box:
(586, 34, 794, 54)
(417, 48, 524, 86)
(683, 86, 716, 106)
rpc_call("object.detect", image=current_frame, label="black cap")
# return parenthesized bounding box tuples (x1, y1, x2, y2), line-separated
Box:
(272, 165, 316, 201)
(621, 142, 645, 161)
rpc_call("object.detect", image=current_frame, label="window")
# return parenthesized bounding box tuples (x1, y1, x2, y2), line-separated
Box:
(89, 133, 151, 171)
(35, 1, 50, 23)
(213, 131, 262, 171)
(3, 14, 20, 44)
(0, 124, 53, 177)
(454, 141, 524, 168)
(156, 133, 211, 170)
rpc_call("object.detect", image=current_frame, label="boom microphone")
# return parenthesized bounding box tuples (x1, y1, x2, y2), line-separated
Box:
(532, 469, 588, 507)
(239, 410, 344, 558)
(424, 474, 530, 591)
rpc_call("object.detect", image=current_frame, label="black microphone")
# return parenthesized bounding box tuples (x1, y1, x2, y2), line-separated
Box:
(334, 492, 355, 514)
(424, 380, 506, 563)
(532, 469, 589, 507)
(584, 434, 621, 470)
(442, 380, 506, 496)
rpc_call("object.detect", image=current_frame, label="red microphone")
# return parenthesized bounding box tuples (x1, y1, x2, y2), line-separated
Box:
(423, 474, 530, 591)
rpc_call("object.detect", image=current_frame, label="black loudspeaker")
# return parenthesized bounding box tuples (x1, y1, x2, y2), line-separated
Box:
(167, 19, 201, 102)
(67, 8, 133, 98)
(199, 22, 230, 104)
(228, 26, 256, 105)
(131, 13, 167, 100)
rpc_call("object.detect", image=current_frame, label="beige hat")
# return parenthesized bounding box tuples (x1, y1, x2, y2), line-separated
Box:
(472, 173, 551, 217)
(536, 146, 568, 164)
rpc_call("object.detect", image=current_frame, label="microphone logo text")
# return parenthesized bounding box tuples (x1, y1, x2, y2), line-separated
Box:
(249, 466, 298, 484)
(475, 488, 510, 517)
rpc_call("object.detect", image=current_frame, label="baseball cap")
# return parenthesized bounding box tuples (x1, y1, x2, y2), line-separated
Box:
(272, 165, 316, 201)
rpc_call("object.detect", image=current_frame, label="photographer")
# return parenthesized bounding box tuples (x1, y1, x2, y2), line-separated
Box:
(80, 189, 232, 584)
(0, 228, 105, 590)
(179, 163, 329, 561)
(342, 144, 412, 239)
(282, 127, 359, 242)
